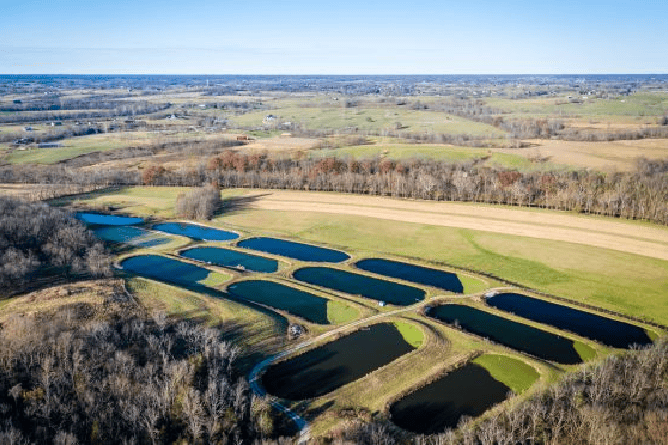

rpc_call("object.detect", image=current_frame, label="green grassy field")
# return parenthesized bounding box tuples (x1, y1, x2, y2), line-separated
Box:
(229, 106, 506, 136)
(484, 93, 668, 118)
(573, 340, 598, 362)
(310, 143, 535, 168)
(2, 132, 231, 165)
(3, 134, 144, 164)
(327, 299, 360, 324)
(394, 320, 425, 348)
(473, 354, 540, 394)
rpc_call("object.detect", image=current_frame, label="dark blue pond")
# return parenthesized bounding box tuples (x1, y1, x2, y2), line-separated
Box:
(487, 293, 652, 349)
(390, 363, 510, 433)
(120, 255, 290, 334)
(262, 322, 415, 400)
(356, 258, 463, 293)
(76, 212, 143, 226)
(227, 280, 329, 324)
(293, 267, 425, 306)
(121, 254, 213, 286)
(93, 226, 170, 248)
(152, 222, 238, 241)
(181, 247, 278, 273)
(237, 237, 349, 263)
(427, 305, 583, 364)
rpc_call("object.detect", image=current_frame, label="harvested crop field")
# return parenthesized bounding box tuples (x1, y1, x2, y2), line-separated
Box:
(240, 190, 668, 261)
(501, 139, 668, 171)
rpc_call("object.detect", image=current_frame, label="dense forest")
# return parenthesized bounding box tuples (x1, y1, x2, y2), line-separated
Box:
(0, 198, 111, 293)
(0, 298, 282, 445)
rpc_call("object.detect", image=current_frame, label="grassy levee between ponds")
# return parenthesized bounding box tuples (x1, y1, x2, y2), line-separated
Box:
(472, 354, 540, 395)
(327, 299, 360, 324)
(573, 340, 598, 362)
(394, 320, 425, 348)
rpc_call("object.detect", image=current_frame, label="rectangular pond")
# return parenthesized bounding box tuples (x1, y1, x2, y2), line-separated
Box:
(355, 258, 463, 293)
(293, 267, 425, 306)
(152, 222, 238, 241)
(262, 322, 415, 400)
(93, 226, 171, 248)
(120, 254, 216, 286)
(180, 247, 278, 273)
(227, 280, 330, 324)
(76, 212, 143, 226)
(486, 293, 652, 349)
(119, 255, 291, 333)
(426, 304, 583, 364)
(390, 362, 510, 433)
(237, 237, 349, 263)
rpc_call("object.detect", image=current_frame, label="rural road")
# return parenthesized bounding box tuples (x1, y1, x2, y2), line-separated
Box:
(243, 190, 668, 261)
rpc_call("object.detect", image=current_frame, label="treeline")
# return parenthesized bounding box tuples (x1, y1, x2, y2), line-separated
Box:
(496, 117, 668, 141)
(0, 303, 280, 444)
(0, 103, 170, 124)
(0, 124, 106, 144)
(204, 155, 668, 224)
(0, 198, 111, 293)
(393, 99, 668, 142)
(2, 154, 667, 224)
(318, 338, 668, 445)
(1, 98, 167, 113)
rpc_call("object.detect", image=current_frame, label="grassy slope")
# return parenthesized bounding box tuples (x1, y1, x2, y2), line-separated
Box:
(127, 277, 287, 352)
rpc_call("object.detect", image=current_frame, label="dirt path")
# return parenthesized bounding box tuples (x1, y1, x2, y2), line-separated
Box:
(242, 190, 668, 261)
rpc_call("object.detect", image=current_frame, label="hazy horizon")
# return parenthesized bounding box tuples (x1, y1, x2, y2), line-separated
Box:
(2, 0, 667, 75)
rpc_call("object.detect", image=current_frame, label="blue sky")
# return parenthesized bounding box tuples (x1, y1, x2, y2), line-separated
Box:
(1, 0, 666, 74)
